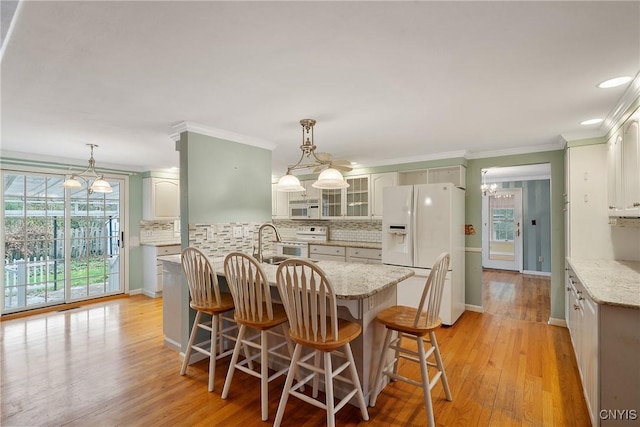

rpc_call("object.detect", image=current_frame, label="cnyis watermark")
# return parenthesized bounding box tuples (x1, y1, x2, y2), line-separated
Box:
(599, 409, 638, 421)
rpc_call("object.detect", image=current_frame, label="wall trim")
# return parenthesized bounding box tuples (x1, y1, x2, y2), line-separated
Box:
(603, 72, 640, 136)
(465, 140, 565, 159)
(465, 247, 482, 253)
(523, 270, 552, 277)
(465, 304, 484, 313)
(360, 150, 469, 168)
(128, 288, 143, 296)
(169, 121, 277, 151)
(548, 317, 567, 328)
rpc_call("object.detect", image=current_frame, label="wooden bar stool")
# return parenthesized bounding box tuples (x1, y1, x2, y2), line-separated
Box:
(221, 252, 296, 421)
(180, 247, 237, 392)
(369, 252, 453, 427)
(274, 259, 369, 427)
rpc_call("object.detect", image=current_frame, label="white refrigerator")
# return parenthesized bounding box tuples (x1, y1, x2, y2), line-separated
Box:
(382, 183, 465, 325)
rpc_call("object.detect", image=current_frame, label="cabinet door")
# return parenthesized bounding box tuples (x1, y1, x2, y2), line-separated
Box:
(321, 188, 344, 218)
(272, 183, 289, 218)
(345, 175, 369, 218)
(607, 131, 623, 214)
(622, 113, 640, 214)
(143, 178, 180, 220)
(303, 180, 320, 200)
(371, 172, 398, 219)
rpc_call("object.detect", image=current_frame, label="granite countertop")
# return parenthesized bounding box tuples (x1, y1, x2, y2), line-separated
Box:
(566, 258, 640, 309)
(309, 240, 382, 250)
(141, 240, 181, 247)
(158, 254, 413, 300)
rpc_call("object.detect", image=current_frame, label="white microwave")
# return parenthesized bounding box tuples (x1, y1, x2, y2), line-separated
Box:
(289, 199, 320, 219)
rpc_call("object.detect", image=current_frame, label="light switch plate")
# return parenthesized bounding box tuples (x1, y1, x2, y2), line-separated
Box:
(243, 226, 251, 237)
(233, 226, 243, 238)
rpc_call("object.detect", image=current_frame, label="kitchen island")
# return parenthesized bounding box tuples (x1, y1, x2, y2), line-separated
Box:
(159, 254, 414, 400)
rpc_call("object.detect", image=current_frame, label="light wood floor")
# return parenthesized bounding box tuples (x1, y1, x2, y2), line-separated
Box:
(1, 271, 590, 426)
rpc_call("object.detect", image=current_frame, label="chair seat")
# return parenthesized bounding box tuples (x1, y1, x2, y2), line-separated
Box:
(376, 305, 442, 336)
(190, 292, 235, 315)
(235, 303, 290, 330)
(289, 318, 361, 352)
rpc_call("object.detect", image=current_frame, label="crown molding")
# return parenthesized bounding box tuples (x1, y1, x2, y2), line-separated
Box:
(602, 72, 640, 135)
(465, 140, 565, 160)
(359, 150, 470, 168)
(169, 121, 277, 151)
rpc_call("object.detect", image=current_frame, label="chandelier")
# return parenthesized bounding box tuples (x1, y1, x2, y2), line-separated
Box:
(275, 119, 352, 192)
(481, 169, 497, 197)
(62, 144, 113, 193)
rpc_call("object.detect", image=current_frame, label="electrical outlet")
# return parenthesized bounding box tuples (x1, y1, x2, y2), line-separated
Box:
(207, 227, 215, 241)
(243, 226, 251, 237)
(233, 226, 243, 238)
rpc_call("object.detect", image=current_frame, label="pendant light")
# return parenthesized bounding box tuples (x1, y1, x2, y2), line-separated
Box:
(63, 144, 113, 193)
(275, 119, 351, 192)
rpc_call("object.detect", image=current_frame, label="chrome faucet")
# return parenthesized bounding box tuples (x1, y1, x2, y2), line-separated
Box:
(254, 223, 282, 262)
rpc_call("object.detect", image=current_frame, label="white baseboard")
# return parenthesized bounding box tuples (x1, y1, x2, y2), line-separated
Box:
(523, 270, 552, 277)
(164, 337, 181, 352)
(465, 304, 484, 313)
(128, 288, 142, 295)
(548, 317, 567, 327)
(141, 289, 162, 298)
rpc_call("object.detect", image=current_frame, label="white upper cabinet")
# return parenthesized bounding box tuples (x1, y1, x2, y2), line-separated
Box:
(370, 172, 398, 219)
(271, 183, 289, 219)
(398, 165, 466, 188)
(607, 109, 640, 217)
(143, 177, 180, 220)
(606, 130, 623, 214)
(321, 175, 370, 219)
(622, 111, 640, 215)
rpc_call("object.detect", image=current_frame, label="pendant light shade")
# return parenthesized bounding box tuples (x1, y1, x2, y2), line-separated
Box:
(276, 173, 305, 192)
(90, 177, 114, 193)
(312, 168, 350, 189)
(62, 177, 82, 189)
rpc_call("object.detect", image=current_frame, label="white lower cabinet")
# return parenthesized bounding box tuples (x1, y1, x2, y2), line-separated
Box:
(143, 244, 181, 298)
(346, 247, 382, 264)
(566, 262, 640, 426)
(309, 245, 346, 262)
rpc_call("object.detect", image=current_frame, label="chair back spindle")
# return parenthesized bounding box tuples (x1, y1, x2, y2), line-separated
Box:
(181, 247, 222, 307)
(224, 252, 274, 323)
(415, 252, 450, 329)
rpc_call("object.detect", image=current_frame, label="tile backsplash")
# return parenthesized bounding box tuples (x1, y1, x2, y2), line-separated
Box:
(141, 219, 382, 260)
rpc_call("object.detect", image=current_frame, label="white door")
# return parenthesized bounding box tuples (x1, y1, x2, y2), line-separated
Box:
(482, 188, 523, 272)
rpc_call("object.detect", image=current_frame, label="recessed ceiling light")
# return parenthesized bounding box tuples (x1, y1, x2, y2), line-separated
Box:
(597, 76, 632, 89)
(580, 118, 603, 125)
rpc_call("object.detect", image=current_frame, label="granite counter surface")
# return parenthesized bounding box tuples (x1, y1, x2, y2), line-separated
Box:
(566, 258, 640, 309)
(158, 254, 413, 300)
(141, 240, 181, 247)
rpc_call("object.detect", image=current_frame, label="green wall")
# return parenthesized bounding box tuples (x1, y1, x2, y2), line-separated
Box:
(465, 150, 565, 320)
(176, 130, 272, 351)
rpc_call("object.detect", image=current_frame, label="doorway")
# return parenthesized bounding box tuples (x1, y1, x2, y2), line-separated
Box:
(480, 164, 552, 274)
(2, 171, 125, 314)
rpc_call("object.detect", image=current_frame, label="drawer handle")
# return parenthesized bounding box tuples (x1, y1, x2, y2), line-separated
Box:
(573, 304, 580, 311)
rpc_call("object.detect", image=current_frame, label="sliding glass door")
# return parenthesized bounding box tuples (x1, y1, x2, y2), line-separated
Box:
(2, 171, 125, 314)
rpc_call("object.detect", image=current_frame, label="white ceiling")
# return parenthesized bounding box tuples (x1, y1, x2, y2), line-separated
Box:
(1, 1, 639, 175)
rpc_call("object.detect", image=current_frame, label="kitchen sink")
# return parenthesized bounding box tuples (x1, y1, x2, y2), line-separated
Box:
(258, 256, 319, 265)
(260, 255, 290, 265)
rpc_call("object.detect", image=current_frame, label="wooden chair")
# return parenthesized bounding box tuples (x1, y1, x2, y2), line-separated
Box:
(369, 252, 453, 427)
(180, 247, 237, 392)
(273, 259, 369, 427)
(220, 252, 296, 421)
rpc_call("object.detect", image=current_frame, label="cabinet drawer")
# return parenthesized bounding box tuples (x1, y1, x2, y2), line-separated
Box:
(346, 247, 382, 260)
(310, 245, 345, 257)
(158, 245, 181, 256)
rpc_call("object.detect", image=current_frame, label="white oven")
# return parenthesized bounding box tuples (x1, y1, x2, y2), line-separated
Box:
(276, 226, 328, 258)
